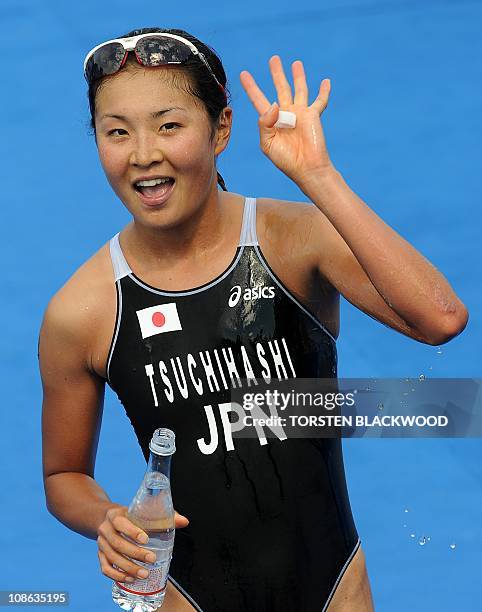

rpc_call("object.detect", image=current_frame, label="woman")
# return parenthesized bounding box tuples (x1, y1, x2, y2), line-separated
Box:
(39, 27, 468, 612)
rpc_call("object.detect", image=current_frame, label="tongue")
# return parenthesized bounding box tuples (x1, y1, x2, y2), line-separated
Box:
(139, 181, 173, 198)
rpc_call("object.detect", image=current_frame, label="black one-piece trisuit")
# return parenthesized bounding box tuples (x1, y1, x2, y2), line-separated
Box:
(107, 196, 360, 612)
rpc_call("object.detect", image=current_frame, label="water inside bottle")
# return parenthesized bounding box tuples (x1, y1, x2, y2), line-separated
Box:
(112, 526, 175, 611)
(112, 473, 175, 610)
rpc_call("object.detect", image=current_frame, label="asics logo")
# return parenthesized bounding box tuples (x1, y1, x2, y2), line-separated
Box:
(228, 285, 275, 308)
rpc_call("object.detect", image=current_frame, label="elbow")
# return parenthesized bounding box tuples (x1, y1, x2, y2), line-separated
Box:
(43, 472, 66, 519)
(45, 497, 56, 519)
(43, 474, 56, 517)
(423, 304, 469, 346)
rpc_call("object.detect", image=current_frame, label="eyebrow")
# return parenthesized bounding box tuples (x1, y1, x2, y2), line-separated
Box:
(100, 107, 186, 121)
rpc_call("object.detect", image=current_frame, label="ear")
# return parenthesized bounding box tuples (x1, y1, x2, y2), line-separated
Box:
(214, 107, 233, 156)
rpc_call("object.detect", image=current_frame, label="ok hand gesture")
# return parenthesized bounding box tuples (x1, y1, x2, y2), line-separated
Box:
(240, 55, 333, 188)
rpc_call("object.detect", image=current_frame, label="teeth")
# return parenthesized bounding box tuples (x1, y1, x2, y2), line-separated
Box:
(136, 177, 172, 187)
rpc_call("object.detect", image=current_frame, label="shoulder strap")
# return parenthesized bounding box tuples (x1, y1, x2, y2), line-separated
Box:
(239, 197, 258, 246)
(109, 233, 132, 282)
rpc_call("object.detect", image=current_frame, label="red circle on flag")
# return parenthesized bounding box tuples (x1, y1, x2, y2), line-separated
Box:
(152, 311, 165, 327)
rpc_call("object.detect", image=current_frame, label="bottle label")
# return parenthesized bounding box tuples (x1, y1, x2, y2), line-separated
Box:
(115, 563, 169, 596)
(114, 554, 171, 596)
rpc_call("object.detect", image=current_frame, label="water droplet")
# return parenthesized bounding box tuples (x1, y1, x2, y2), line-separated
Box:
(429, 365, 433, 370)
(419, 374, 425, 381)
(411, 388, 415, 392)
(450, 543, 456, 550)
(403, 524, 407, 528)
(353, 389, 358, 394)
(419, 536, 427, 546)
(436, 347, 443, 355)
(378, 403, 384, 411)
(404, 508, 409, 513)
(427, 536, 431, 542)
(403, 391, 409, 396)
(410, 533, 415, 538)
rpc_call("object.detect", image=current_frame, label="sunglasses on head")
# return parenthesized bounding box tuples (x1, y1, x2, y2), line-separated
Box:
(83, 32, 226, 98)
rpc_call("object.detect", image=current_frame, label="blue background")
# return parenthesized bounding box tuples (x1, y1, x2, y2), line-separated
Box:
(1, 0, 481, 610)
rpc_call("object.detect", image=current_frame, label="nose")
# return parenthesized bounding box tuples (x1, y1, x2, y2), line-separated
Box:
(129, 132, 164, 167)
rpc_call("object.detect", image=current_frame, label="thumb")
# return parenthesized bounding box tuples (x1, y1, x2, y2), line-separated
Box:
(259, 102, 279, 130)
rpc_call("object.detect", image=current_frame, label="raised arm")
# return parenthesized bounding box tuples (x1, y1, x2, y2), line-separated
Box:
(240, 56, 468, 344)
(303, 192, 468, 345)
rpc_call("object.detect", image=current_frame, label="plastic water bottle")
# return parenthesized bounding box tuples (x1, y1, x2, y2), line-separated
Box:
(112, 428, 176, 611)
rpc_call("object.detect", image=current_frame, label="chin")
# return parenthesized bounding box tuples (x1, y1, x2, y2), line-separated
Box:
(133, 205, 193, 231)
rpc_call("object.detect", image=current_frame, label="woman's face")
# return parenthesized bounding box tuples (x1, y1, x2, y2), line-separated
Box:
(95, 64, 231, 229)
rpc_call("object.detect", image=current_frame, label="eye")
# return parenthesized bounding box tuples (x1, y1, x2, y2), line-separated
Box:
(107, 128, 128, 137)
(160, 123, 180, 132)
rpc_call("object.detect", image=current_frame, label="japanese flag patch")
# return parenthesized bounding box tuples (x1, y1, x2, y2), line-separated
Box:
(136, 303, 182, 339)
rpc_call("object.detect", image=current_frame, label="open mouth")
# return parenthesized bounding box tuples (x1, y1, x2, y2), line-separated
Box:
(133, 177, 176, 206)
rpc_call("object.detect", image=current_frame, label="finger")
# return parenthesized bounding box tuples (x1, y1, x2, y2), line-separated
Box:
(98, 534, 151, 579)
(98, 528, 156, 564)
(292, 60, 308, 106)
(259, 102, 280, 131)
(240, 70, 271, 115)
(174, 511, 189, 528)
(268, 55, 293, 107)
(98, 549, 135, 583)
(108, 511, 149, 544)
(311, 78, 331, 115)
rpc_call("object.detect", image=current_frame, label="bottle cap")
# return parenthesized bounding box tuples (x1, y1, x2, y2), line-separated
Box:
(149, 428, 176, 456)
(274, 110, 297, 129)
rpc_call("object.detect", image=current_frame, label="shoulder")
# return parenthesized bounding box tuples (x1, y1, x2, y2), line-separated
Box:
(256, 196, 315, 222)
(47, 239, 115, 320)
(39, 238, 116, 365)
(256, 196, 331, 240)
(255, 196, 331, 270)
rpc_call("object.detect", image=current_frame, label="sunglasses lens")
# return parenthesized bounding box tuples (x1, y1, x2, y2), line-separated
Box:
(136, 36, 192, 66)
(86, 42, 126, 81)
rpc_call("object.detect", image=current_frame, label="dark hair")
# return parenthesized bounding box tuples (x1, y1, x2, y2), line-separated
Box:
(87, 27, 230, 191)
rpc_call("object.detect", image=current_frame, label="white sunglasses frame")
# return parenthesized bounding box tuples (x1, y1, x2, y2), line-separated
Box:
(83, 32, 224, 90)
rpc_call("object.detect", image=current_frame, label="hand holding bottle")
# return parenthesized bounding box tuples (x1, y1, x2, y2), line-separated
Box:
(97, 504, 189, 584)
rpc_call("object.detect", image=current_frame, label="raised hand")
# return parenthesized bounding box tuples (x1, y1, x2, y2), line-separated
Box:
(240, 55, 333, 187)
